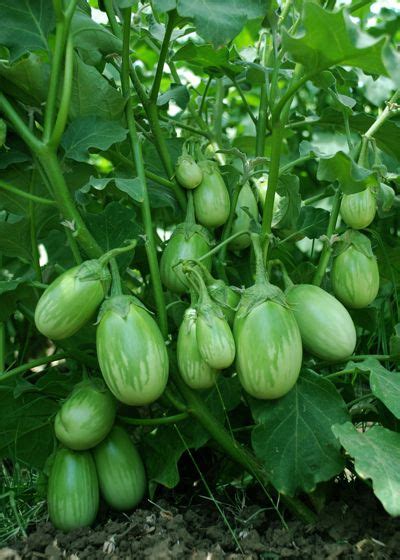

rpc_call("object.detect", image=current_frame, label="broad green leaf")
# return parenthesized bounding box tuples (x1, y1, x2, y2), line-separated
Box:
(317, 152, 379, 195)
(0, 0, 55, 62)
(273, 174, 301, 231)
(347, 357, 400, 419)
(0, 215, 32, 261)
(151, 0, 176, 11)
(69, 55, 125, 120)
(282, 3, 399, 82)
(85, 201, 141, 254)
(115, 178, 143, 202)
(251, 369, 349, 496)
(81, 175, 178, 209)
(0, 54, 50, 106)
(61, 117, 127, 162)
(0, 380, 58, 469)
(71, 10, 122, 68)
(177, 0, 266, 47)
(332, 423, 400, 516)
(296, 206, 330, 239)
(157, 84, 190, 110)
(173, 42, 241, 76)
(0, 150, 30, 170)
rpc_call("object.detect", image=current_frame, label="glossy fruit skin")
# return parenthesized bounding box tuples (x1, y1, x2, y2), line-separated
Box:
(234, 301, 302, 399)
(176, 155, 203, 189)
(229, 182, 259, 251)
(54, 380, 116, 451)
(207, 280, 240, 325)
(35, 261, 110, 340)
(93, 427, 146, 511)
(196, 305, 235, 369)
(177, 308, 218, 389)
(160, 225, 212, 294)
(193, 161, 230, 228)
(286, 284, 356, 361)
(47, 448, 99, 531)
(96, 296, 169, 406)
(340, 187, 376, 229)
(331, 246, 379, 309)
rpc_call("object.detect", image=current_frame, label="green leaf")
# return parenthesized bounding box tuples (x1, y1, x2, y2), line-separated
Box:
(173, 42, 241, 76)
(115, 178, 143, 203)
(273, 174, 301, 231)
(0, 215, 32, 261)
(390, 324, 400, 357)
(0, 380, 58, 469)
(157, 84, 190, 110)
(151, 0, 176, 11)
(85, 201, 141, 254)
(177, 0, 266, 46)
(81, 175, 178, 209)
(347, 357, 400, 419)
(282, 3, 399, 82)
(296, 206, 330, 239)
(0, 150, 30, 170)
(317, 152, 379, 195)
(0, 0, 55, 62)
(0, 54, 50, 106)
(71, 10, 122, 68)
(251, 370, 349, 496)
(69, 55, 125, 121)
(332, 423, 400, 516)
(61, 116, 127, 162)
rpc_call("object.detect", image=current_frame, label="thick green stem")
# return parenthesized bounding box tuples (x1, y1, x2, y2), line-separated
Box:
(358, 88, 400, 165)
(110, 259, 123, 296)
(0, 94, 43, 153)
(215, 181, 246, 279)
(121, 9, 168, 337)
(213, 78, 224, 145)
(232, 78, 257, 125)
(43, 0, 78, 142)
(0, 352, 68, 382)
(312, 189, 341, 286)
(50, 34, 74, 147)
(255, 36, 269, 157)
(0, 179, 56, 206)
(38, 149, 103, 258)
(261, 124, 284, 238)
(118, 412, 189, 426)
(149, 11, 176, 103)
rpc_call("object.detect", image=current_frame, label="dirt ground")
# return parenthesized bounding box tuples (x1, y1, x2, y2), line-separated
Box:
(2, 482, 400, 559)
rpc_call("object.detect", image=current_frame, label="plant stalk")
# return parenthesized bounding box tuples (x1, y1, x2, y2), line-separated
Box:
(121, 8, 168, 336)
(312, 189, 341, 286)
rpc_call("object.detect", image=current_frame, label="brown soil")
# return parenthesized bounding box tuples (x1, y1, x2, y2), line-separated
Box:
(3, 485, 400, 559)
